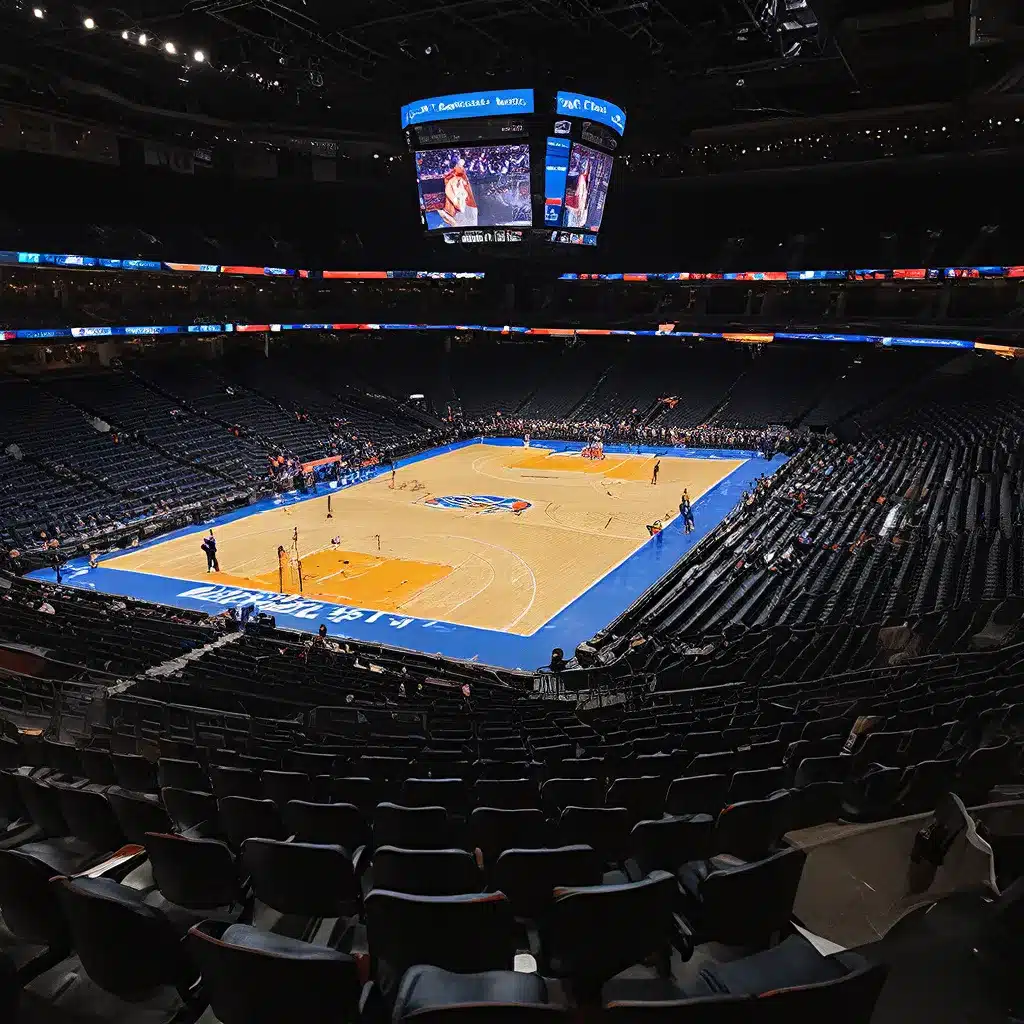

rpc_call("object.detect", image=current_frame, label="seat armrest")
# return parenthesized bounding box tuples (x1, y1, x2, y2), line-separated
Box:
(359, 981, 386, 1024)
(351, 844, 369, 878)
(623, 857, 645, 883)
(72, 844, 147, 879)
(671, 912, 695, 961)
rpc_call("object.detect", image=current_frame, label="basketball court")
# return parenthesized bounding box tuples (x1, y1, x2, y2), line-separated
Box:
(30, 439, 787, 669)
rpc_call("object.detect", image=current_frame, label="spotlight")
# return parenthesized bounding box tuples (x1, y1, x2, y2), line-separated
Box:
(32, 6, 44, 18)
(83, 16, 95, 29)
(121, 29, 129, 39)
(138, 33, 148, 45)
(192, 49, 205, 62)
(164, 41, 176, 54)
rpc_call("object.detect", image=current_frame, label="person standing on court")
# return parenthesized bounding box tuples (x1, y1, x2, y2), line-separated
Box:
(201, 531, 220, 573)
(651, 460, 660, 485)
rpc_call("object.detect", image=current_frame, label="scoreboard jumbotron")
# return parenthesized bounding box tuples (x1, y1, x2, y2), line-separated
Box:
(401, 87, 626, 246)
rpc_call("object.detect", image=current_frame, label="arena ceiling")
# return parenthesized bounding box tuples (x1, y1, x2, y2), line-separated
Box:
(0, 0, 1021, 144)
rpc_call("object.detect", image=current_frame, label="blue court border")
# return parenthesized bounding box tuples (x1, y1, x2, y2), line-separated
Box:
(29, 439, 787, 671)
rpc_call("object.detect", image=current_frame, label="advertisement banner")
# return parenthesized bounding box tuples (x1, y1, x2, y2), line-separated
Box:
(555, 91, 626, 136)
(401, 89, 535, 129)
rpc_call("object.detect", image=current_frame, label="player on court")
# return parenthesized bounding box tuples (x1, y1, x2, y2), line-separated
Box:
(651, 460, 660, 486)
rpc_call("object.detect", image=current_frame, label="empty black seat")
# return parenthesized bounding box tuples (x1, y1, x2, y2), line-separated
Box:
(162, 787, 219, 834)
(360, 755, 411, 780)
(78, 748, 117, 786)
(211, 765, 263, 801)
(330, 777, 381, 815)
(687, 751, 738, 777)
(372, 846, 483, 896)
(789, 782, 843, 830)
(605, 777, 668, 825)
(111, 753, 158, 793)
(629, 815, 715, 875)
(793, 756, 850, 788)
(665, 774, 731, 817)
(0, 848, 71, 971)
(107, 787, 174, 845)
(16, 776, 69, 838)
(44, 741, 81, 774)
(262, 770, 313, 808)
(728, 767, 789, 803)
(492, 846, 602, 920)
(284, 800, 370, 850)
(542, 871, 677, 999)
(470, 807, 549, 865)
(393, 965, 554, 1023)
(473, 779, 539, 809)
(677, 848, 808, 950)
(541, 778, 603, 813)
(840, 767, 904, 823)
(404, 778, 469, 816)
(189, 919, 360, 1024)
(217, 796, 285, 850)
(896, 759, 957, 815)
(375, 803, 454, 850)
(558, 758, 606, 780)
(158, 757, 209, 792)
(713, 792, 793, 860)
(242, 837, 362, 918)
(365, 890, 518, 1008)
(53, 875, 197, 999)
(55, 787, 126, 853)
(957, 739, 1016, 805)
(736, 740, 788, 772)
(694, 933, 889, 1023)
(849, 731, 910, 771)
(559, 806, 631, 864)
(602, 992, 753, 1021)
(144, 832, 243, 915)
(288, 750, 339, 776)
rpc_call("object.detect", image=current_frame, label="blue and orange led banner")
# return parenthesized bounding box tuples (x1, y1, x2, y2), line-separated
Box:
(0, 321, 1004, 353)
(3, 247, 1023, 283)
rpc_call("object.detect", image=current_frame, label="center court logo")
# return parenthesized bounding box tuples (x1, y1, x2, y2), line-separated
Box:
(425, 494, 531, 514)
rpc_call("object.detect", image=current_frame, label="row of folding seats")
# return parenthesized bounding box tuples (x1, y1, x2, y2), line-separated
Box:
(3, 747, 891, 1022)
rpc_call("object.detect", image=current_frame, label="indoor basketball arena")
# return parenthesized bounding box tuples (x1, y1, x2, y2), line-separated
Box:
(0, 4, 1022, 1024)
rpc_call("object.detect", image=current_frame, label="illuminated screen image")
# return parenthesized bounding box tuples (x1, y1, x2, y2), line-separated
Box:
(563, 143, 614, 232)
(415, 145, 532, 232)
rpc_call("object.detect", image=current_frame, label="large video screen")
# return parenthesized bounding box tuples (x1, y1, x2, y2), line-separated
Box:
(415, 145, 533, 232)
(562, 142, 614, 232)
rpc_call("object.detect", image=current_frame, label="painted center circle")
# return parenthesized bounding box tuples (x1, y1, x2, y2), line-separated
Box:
(425, 494, 531, 514)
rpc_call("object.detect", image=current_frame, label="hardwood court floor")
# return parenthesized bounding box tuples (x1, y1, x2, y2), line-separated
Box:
(106, 445, 744, 635)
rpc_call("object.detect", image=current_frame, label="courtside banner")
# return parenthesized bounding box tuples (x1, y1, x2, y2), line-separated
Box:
(401, 89, 535, 129)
